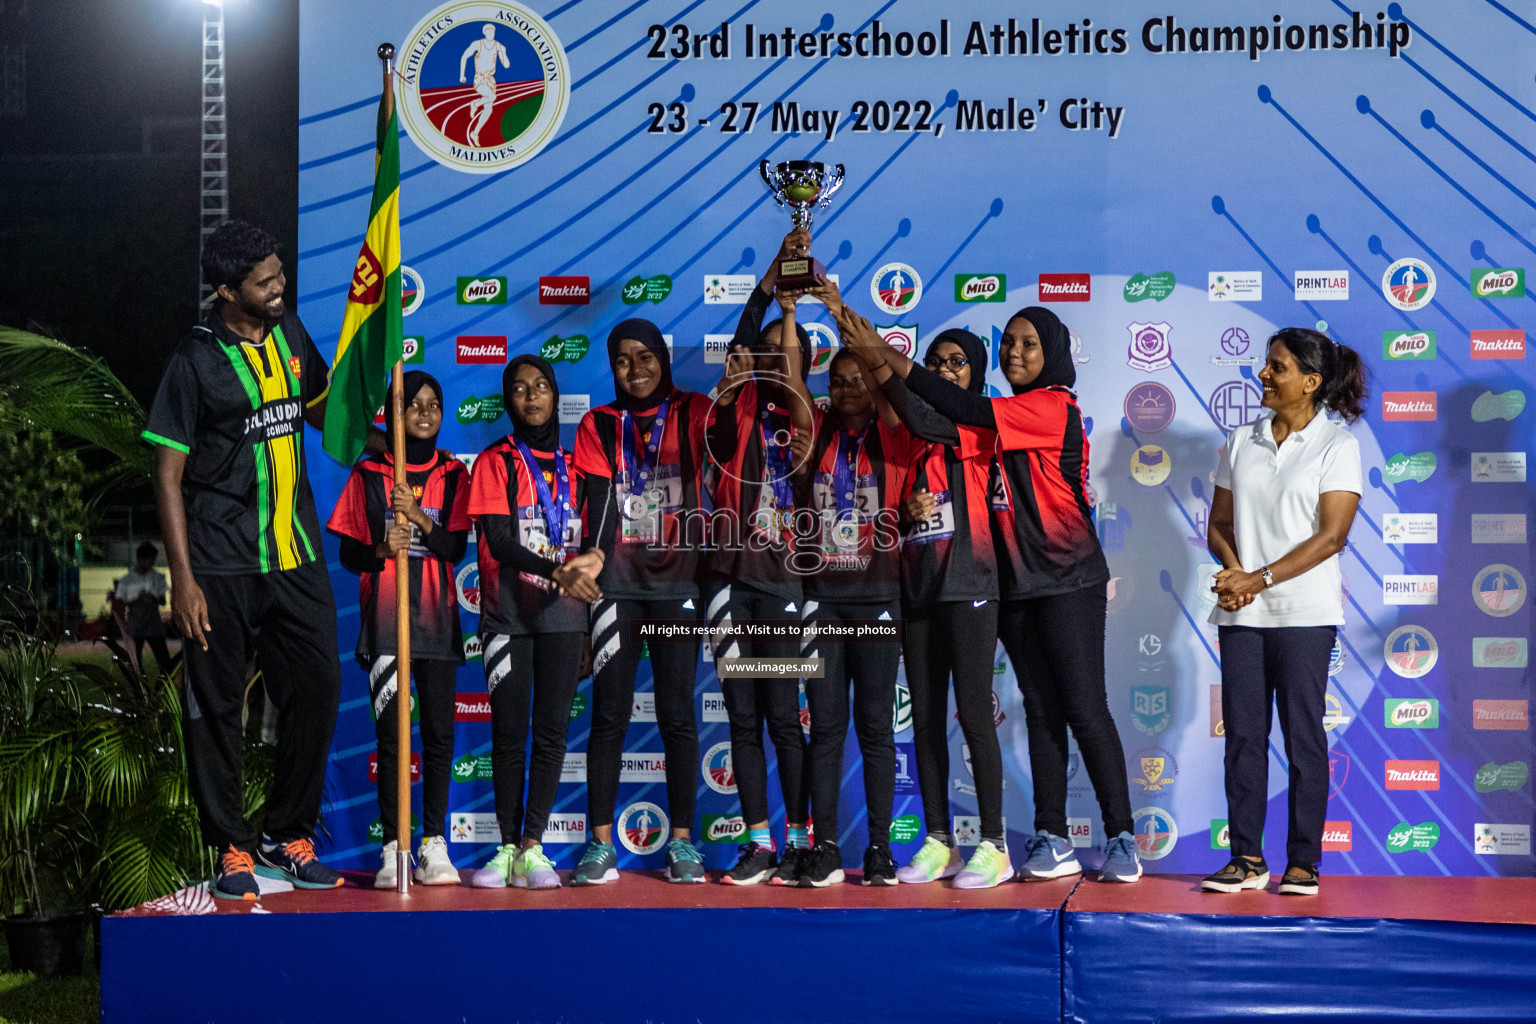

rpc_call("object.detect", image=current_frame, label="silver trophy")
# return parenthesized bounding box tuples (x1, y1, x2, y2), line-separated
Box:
(759, 159, 846, 289)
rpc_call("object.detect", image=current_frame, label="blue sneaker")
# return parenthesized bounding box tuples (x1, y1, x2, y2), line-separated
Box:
(665, 837, 706, 883)
(1018, 830, 1081, 881)
(569, 840, 619, 886)
(1098, 831, 1143, 883)
(255, 835, 344, 889)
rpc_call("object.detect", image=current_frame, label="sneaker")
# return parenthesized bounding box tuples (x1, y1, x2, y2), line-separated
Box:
(1018, 830, 1082, 881)
(862, 843, 898, 887)
(721, 843, 777, 886)
(769, 846, 811, 887)
(1201, 856, 1270, 893)
(374, 840, 399, 889)
(569, 841, 620, 886)
(255, 836, 344, 889)
(665, 838, 706, 884)
(513, 844, 561, 889)
(212, 845, 260, 901)
(798, 841, 845, 888)
(1098, 831, 1143, 883)
(414, 835, 460, 885)
(896, 836, 963, 884)
(954, 840, 1014, 889)
(471, 843, 518, 888)
(1277, 862, 1319, 896)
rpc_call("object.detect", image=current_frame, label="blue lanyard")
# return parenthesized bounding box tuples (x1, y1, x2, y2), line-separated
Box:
(758, 400, 796, 511)
(621, 393, 671, 501)
(833, 422, 870, 518)
(513, 438, 572, 559)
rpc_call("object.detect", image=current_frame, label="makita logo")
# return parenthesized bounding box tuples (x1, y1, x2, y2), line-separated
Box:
(1390, 700, 1434, 726)
(538, 276, 591, 304)
(1475, 270, 1520, 296)
(1321, 822, 1352, 851)
(961, 276, 1002, 300)
(454, 694, 491, 721)
(456, 336, 507, 363)
(1039, 273, 1090, 301)
(1471, 330, 1526, 359)
(1384, 760, 1440, 789)
(1473, 700, 1529, 729)
(1381, 392, 1437, 421)
(368, 753, 420, 782)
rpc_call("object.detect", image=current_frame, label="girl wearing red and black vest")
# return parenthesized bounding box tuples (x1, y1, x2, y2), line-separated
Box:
(326, 370, 470, 889)
(568, 319, 737, 886)
(465, 355, 604, 890)
(840, 305, 1142, 888)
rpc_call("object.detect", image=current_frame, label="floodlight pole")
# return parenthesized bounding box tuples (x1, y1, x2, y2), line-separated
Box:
(199, 0, 229, 306)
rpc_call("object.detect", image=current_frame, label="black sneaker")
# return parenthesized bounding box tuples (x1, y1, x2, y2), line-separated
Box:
(1201, 856, 1270, 893)
(1277, 862, 1319, 896)
(798, 841, 845, 888)
(721, 843, 777, 886)
(862, 843, 899, 886)
(212, 845, 261, 901)
(770, 846, 811, 887)
(256, 835, 344, 889)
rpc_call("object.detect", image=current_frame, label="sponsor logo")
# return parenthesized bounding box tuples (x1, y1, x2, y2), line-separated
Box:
(701, 691, 729, 722)
(542, 813, 586, 844)
(1328, 752, 1350, 798)
(1383, 574, 1438, 605)
(1475, 761, 1529, 794)
(1131, 685, 1170, 735)
(1038, 272, 1090, 302)
(1209, 684, 1223, 738)
(448, 811, 500, 843)
(703, 274, 757, 304)
(1383, 451, 1436, 484)
(1472, 452, 1527, 483)
(1471, 267, 1525, 298)
(1471, 329, 1525, 359)
(560, 752, 585, 783)
(1211, 326, 1260, 366)
(702, 741, 736, 794)
(456, 393, 504, 424)
(1294, 270, 1349, 300)
(1126, 321, 1172, 372)
(702, 814, 747, 844)
(569, 691, 588, 720)
(619, 752, 666, 783)
(1208, 271, 1261, 301)
(955, 273, 1006, 302)
(1329, 638, 1345, 677)
(1210, 380, 1263, 431)
(456, 563, 481, 614)
(871, 263, 922, 315)
(452, 753, 494, 782)
(1382, 257, 1436, 311)
(537, 334, 591, 365)
(1473, 637, 1528, 668)
(1322, 692, 1352, 731)
(1382, 330, 1435, 361)
(1473, 699, 1529, 730)
(621, 274, 672, 305)
(1130, 444, 1171, 486)
(1471, 389, 1526, 423)
(1386, 821, 1440, 852)
(1381, 391, 1437, 421)
(368, 752, 420, 783)
(1322, 821, 1352, 851)
(1382, 513, 1437, 544)
(1132, 806, 1177, 860)
(892, 682, 913, 734)
(1132, 747, 1178, 793)
(538, 275, 590, 304)
(462, 633, 483, 661)
(367, 815, 419, 843)
(400, 265, 424, 315)
(802, 321, 838, 375)
(456, 276, 506, 304)
(895, 746, 917, 795)
(1124, 271, 1175, 302)
(1067, 817, 1093, 848)
(1384, 759, 1440, 790)
(616, 802, 668, 856)
(1385, 698, 1439, 729)
(1384, 625, 1437, 678)
(1209, 819, 1231, 850)
(889, 814, 922, 844)
(876, 323, 919, 359)
(456, 335, 508, 364)
(1475, 823, 1531, 856)
(702, 333, 734, 366)
(1069, 328, 1090, 365)
(1473, 564, 1526, 617)
(454, 693, 491, 721)
(558, 394, 590, 425)
(396, 2, 570, 174)
(630, 692, 656, 723)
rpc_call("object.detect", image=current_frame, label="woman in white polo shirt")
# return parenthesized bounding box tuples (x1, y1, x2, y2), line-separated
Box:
(1201, 327, 1366, 897)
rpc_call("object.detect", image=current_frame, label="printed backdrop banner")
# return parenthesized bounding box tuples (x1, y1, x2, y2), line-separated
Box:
(298, 1, 1534, 876)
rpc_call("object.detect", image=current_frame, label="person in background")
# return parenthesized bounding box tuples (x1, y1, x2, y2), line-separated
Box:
(110, 542, 172, 674)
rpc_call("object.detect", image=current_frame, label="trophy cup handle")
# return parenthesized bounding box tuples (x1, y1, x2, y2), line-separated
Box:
(820, 164, 846, 206)
(759, 159, 785, 207)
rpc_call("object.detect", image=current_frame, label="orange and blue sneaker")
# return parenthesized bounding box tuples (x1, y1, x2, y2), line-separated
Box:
(255, 835, 344, 889)
(212, 845, 260, 901)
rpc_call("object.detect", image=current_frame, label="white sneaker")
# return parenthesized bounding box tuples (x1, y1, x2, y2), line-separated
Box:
(374, 840, 399, 889)
(414, 835, 460, 885)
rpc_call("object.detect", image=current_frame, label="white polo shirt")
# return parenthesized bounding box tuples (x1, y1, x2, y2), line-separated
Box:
(1208, 410, 1361, 628)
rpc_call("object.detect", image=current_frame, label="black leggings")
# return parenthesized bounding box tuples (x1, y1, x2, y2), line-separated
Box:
(586, 597, 700, 832)
(710, 584, 808, 827)
(482, 632, 584, 845)
(999, 586, 1134, 839)
(803, 598, 900, 846)
(370, 657, 457, 844)
(904, 600, 1004, 841)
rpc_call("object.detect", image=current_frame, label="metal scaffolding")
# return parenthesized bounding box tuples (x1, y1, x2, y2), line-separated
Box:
(199, 0, 229, 305)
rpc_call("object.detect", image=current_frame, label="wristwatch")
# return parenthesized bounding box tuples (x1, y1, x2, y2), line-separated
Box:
(1259, 565, 1274, 588)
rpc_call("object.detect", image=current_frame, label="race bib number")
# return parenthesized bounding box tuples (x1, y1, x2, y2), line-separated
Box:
(617, 464, 681, 544)
(517, 504, 581, 561)
(988, 463, 1010, 511)
(906, 489, 956, 545)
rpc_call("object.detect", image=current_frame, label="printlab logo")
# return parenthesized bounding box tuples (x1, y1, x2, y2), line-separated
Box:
(1132, 806, 1177, 860)
(1126, 321, 1172, 371)
(1383, 451, 1436, 484)
(1209, 381, 1262, 432)
(1471, 267, 1525, 298)
(1472, 564, 1526, 618)
(1384, 625, 1437, 679)
(1293, 270, 1348, 300)
(1124, 383, 1175, 433)
(616, 802, 668, 856)
(1381, 391, 1436, 421)
(871, 263, 922, 315)
(1211, 326, 1259, 366)
(1470, 329, 1525, 359)
(456, 276, 506, 304)
(1207, 271, 1261, 301)
(1383, 574, 1438, 605)
(1473, 637, 1528, 668)
(702, 741, 736, 794)
(1131, 686, 1170, 735)
(395, 2, 570, 174)
(1381, 257, 1435, 311)
(542, 814, 586, 844)
(538, 276, 590, 304)
(619, 752, 666, 784)
(1123, 271, 1175, 302)
(1471, 389, 1525, 423)
(1382, 330, 1435, 361)
(955, 273, 1006, 302)
(1038, 272, 1090, 302)
(1385, 698, 1439, 729)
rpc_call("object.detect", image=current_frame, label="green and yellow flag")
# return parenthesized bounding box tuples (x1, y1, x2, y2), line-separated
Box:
(323, 85, 403, 465)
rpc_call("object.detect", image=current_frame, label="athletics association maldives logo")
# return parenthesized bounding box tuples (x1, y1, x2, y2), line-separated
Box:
(1132, 807, 1177, 860)
(1384, 625, 1437, 678)
(871, 263, 922, 315)
(1473, 564, 1526, 617)
(1382, 257, 1436, 311)
(702, 741, 736, 794)
(396, 2, 570, 174)
(455, 563, 481, 614)
(616, 801, 669, 856)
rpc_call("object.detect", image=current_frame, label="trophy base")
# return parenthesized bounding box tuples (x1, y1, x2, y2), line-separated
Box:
(774, 255, 827, 292)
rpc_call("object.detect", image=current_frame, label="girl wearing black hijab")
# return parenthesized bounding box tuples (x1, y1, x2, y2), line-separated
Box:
(840, 305, 1142, 888)
(465, 354, 604, 890)
(327, 370, 472, 888)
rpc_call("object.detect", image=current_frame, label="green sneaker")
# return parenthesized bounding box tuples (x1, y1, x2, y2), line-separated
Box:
(896, 836, 964, 884)
(665, 837, 706, 883)
(471, 843, 517, 888)
(570, 840, 619, 886)
(954, 840, 1015, 889)
(512, 843, 561, 889)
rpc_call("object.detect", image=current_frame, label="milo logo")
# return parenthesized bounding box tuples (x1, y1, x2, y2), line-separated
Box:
(955, 273, 1006, 303)
(1385, 698, 1438, 728)
(1472, 268, 1525, 298)
(456, 276, 507, 304)
(1475, 761, 1529, 793)
(451, 753, 494, 781)
(403, 335, 425, 364)
(702, 813, 747, 843)
(1382, 330, 1435, 361)
(889, 814, 922, 844)
(1382, 451, 1436, 484)
(1386, 821, 1440, 852)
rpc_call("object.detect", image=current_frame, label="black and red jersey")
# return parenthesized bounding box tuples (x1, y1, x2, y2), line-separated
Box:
(987, 387, 1108, 599)
(900, 425, 1000, 607)
(326, 451, 471, 662)
(468, 436, 588, 636)
(801, 411, 912, 602)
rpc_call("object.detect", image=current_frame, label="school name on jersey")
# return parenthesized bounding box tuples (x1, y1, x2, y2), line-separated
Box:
(242, 399, 303, 441)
